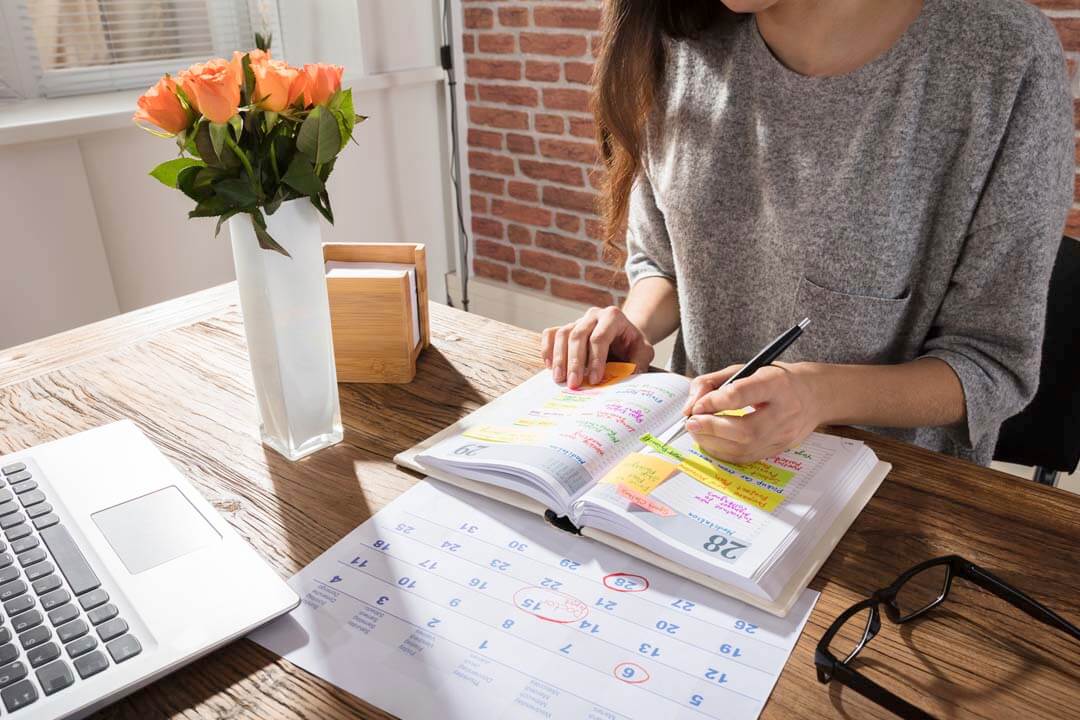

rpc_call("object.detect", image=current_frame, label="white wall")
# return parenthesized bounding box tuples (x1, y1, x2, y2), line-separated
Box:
(0, 0, 456, 350)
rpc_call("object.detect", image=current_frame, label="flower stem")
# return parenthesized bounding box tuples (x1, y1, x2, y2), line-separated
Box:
(225, 134, 258, 191)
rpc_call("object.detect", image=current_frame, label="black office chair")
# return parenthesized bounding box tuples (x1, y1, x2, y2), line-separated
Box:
(993, 235, 1080, 487)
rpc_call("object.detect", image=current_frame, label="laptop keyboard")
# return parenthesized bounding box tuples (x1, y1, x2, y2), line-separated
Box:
(0, 461, 141, 713)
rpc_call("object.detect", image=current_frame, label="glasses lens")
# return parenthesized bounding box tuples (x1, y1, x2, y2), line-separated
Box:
(828, 606, 873, 664)
(894, 563, 949, 620)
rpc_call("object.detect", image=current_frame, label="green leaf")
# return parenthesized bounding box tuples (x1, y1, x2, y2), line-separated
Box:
(208, 122, 230, 161)
(188, 195, 236, 218)
(255, 31, 272, 52)
(241, 53, 256, 105)
(215, 210, 241, 237)
(263, 187, 286, 216)
(229, 113, 244, 142)
(296, 106, 341, 165)
(249, 210, 290, 257)
(312, 192, 334, 224)
(281, 153, 325, 197)
(213, 177, 259, 208)
(149, 157, 204, 188)
(328, 89, 355, 149)
(194, 122, 238, 169)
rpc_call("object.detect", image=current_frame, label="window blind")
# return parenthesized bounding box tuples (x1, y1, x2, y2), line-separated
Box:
(0, 2, 36, 100)
(7, 0, 281, 98)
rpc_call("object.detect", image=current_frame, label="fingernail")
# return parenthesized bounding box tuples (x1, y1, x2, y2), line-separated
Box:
(686, 418, 700, 432)
(568, 371, 580, 388)
(590, 369, 602, 384)
(554, 366, 564, 381)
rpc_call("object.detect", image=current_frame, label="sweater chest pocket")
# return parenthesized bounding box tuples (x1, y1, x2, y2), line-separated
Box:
(790, 276, 912, 364)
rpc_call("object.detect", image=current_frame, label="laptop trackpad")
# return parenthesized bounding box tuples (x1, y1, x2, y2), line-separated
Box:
(92, 486, 221, 574)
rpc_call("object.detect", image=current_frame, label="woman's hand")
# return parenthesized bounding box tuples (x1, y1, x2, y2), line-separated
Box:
(681, 362, 824, 463)
(540, 306, 655, 388)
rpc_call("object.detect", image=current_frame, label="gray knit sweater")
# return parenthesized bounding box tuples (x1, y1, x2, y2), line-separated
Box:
(625, 0, 1074, 465)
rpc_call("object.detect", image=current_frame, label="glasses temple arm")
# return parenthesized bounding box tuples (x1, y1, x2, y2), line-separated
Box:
(831, 664, 937, 720)
(965, 564, 1080, 642)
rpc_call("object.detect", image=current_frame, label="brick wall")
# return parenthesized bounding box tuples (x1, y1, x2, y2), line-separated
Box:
(460, 1, 1080, 308)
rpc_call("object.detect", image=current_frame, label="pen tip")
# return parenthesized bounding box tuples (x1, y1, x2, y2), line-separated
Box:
(798, 317, 810, 330)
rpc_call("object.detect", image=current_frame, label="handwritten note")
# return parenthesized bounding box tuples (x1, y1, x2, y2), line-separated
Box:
(640, 433, 685, 463)
(462, 425, 542, 445)
(617, 484, 677, 516)
(599, 452, 677, 494)
(678, 458, 783, 513)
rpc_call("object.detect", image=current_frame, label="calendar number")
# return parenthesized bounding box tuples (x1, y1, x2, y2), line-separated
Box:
(559, 558, 581, 570)
(395, 523, 414, 534)
(704, 667, 729, 684)
(671, 599, 695, 612)
(719, 643, 743, 657)
(702, 534, 750, 561)
(490, 559, 510, 571)
(655, 620, 680, 634)
(733, 620, 758, 634)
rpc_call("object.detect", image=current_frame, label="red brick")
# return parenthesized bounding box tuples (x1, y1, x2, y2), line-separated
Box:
(474, 258, 508, 282)
(469, 105, 529, 130)
(540, 184, 600, 215)
(1075, 141, 1080, 166)
(533, 6, 602, 31)
(1075, 172, 1080, 203)
(585, 218, 604, 240)
(520, 33, 587, 57)
(520, 248, 581, 278)
(492, 199, 553, 227)
(466, 58, 521, 81)
(512, 268, 547, 290)
(467, 128, 502, 150)
(543, 88, 591, 112)
(471, 193, 487, 214)
(463, 7, 493, 30)
(568, 116, 595, 139)
(535, 114, 565, 134)
(585, 265, 630, 292)
(565, 61, 594, 85)
(526, 60, 561, 82)
(469, 150, 515, 175)
(498, 6, 529, 27)
(536, 230, 598, 260)
(478, 83, 539, 107)
(1031, 0, 1080, 8)
(508, 224, 533, 245)
(465, 83, 476, 101)
(472, 216, 503, 239)
(540, 138, 598, 164)
(462, 34, 475, 54)
(476, 238, 516, 263)
(1066, 206, 1080, 238)
(470, 173, 504, 195)
(509, 180, 540, 202)
(550, 278, 614, 306)
(1054, 18, 1080, 52)
(519, 159, 585, 186)
(478, 33, 515, 54)
(556, 213, 581, 233)
(1075, 98, 1080, 128)
(506, 133, 536, 154)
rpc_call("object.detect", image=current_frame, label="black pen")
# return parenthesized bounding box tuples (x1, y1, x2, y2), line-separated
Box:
(667, 318, 811, 445)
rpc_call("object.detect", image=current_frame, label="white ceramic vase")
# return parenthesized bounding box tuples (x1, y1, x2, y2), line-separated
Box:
(228, 200, 343, 461)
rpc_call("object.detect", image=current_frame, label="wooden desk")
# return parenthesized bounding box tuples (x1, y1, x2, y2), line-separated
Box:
(2, 283, 1078, 719)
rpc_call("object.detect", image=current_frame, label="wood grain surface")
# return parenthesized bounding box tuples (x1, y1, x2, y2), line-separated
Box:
(1, 283, 1078, 720)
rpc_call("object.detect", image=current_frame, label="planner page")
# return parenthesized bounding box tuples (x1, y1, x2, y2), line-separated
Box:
(250, 480, 818, 720)
(418, 366, 690, 508)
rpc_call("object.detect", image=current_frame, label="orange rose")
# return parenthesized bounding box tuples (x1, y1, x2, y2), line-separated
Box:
(133, 75, 192, 135)
(252, 59, 298, 112)
(179, 59, 241, 124)
(288, 63, 344, 108)
(230, 48, 270, 85)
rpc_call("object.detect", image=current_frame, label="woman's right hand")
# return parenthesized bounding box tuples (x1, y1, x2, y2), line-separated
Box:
(540, 306, 655, 389)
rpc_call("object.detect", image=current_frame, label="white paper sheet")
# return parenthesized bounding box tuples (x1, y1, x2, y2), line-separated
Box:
(250, 480, 818, 720)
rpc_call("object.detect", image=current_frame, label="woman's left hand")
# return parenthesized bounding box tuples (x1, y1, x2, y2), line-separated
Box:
(681, 362, 824, 463)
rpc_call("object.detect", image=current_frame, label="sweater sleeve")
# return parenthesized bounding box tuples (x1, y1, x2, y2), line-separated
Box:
(624, 171, 677, 286)
(920, 24, 1074, 453)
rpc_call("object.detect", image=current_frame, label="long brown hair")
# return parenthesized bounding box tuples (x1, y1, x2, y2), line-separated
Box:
(594, 1, 729, 258)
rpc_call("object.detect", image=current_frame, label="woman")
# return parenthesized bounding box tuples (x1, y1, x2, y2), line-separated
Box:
(540, 0, 1073, 465)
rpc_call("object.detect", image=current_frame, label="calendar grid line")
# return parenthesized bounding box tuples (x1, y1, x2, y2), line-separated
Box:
(398, 508, 789, 651)
(363, 528, 777, 677)
(313, 573, 754, 718)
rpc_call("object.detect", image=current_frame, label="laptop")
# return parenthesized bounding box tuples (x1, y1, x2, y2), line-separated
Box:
(0, 420, 299, 718)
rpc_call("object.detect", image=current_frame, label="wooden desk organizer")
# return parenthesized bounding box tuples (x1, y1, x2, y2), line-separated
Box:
(323, 243, 429, 383)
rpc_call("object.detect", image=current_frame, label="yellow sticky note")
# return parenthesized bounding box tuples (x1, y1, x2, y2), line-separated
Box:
(513, 418, 556, 428)
(586, 362, 637, 388)
(463, 424, 542, 444)
(678, 458, 784, 512)
(728, 459, 795, 488)
(599, 452, 677, 494)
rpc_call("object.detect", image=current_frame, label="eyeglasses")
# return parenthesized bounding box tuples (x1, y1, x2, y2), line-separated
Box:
(815, 555, 1080, 720)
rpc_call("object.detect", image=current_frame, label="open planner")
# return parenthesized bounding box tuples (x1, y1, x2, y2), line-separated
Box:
(396, 364, 890, 616)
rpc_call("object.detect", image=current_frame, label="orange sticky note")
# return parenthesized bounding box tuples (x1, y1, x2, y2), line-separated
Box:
(599, 452, 677, 494)
(617, 484, 676, 516)
(587, 362, 637, 387)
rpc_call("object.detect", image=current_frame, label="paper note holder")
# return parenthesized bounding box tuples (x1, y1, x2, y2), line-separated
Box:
(323, 243, 429, 383)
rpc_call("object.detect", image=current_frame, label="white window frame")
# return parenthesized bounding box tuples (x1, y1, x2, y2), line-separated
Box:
(0, 0, 281, 100)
